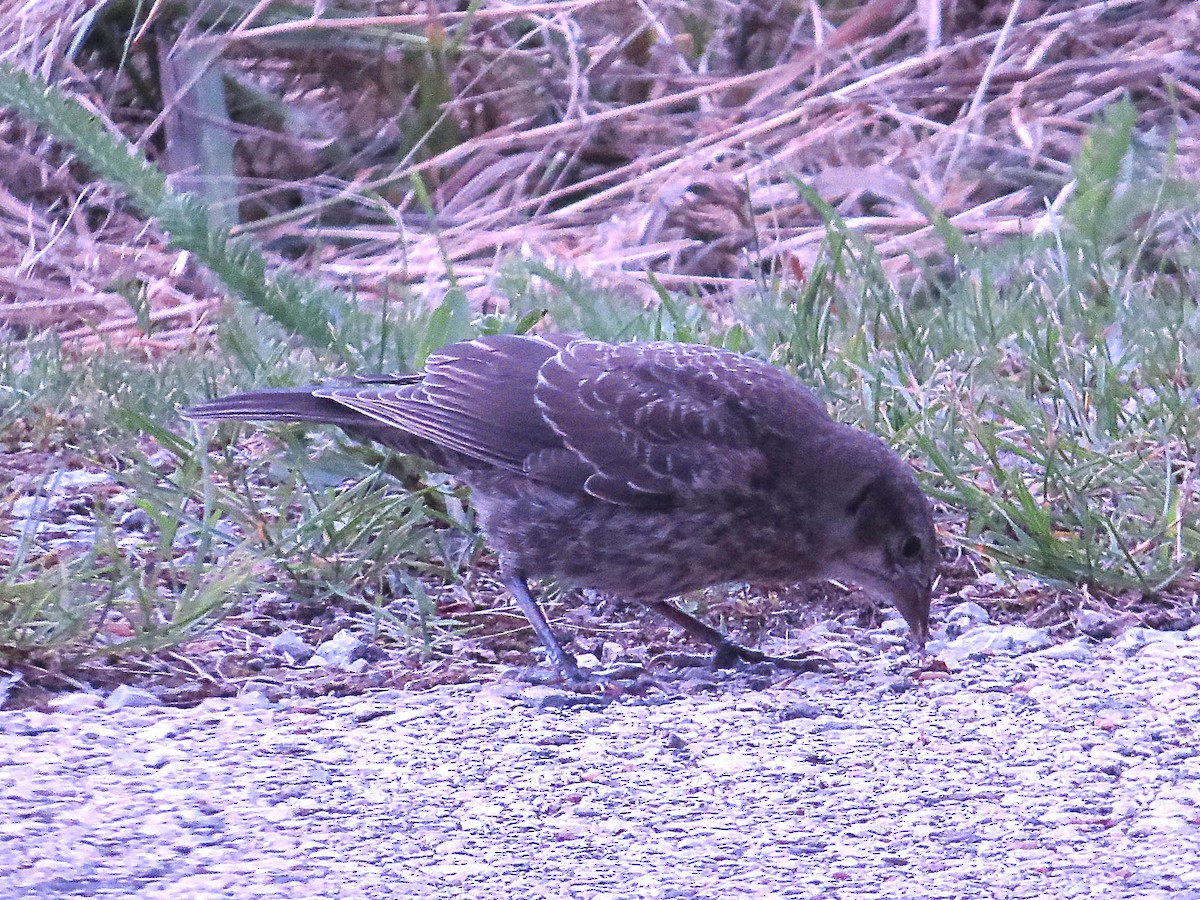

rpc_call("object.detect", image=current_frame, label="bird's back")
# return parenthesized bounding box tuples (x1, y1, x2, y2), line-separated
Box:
(186, 334, 836, 505)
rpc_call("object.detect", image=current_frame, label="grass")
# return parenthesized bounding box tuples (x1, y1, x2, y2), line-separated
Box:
(0, 74, 1197, 670)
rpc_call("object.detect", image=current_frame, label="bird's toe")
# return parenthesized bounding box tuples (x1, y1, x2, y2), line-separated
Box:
(516, 659, 657, 695)
(711, 640, 834, 673)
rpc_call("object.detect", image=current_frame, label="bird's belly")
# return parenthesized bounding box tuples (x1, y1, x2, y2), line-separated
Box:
(470, 478, 818, 601)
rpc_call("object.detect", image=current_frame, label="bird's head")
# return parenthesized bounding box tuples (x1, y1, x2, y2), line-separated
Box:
(811, 432, 938, 647)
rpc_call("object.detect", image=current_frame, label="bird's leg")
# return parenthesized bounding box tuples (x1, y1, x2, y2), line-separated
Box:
(502, 574, 586, 682)
(502, 575, 650, 689)
(644, 599, 830, 672)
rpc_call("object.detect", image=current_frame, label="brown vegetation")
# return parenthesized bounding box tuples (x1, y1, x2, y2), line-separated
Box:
(2, 0, 1198, 349)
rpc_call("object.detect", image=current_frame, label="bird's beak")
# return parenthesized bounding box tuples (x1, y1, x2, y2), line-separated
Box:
(828, 563, 932, 650)
(891, 574, 931, 650)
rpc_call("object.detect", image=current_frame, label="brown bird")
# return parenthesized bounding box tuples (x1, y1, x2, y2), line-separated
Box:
(185, 334, 937, 682)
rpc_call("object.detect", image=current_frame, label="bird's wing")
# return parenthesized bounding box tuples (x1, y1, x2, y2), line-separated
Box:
(315, 333, 571, 471)
(535, 340, 831, 505)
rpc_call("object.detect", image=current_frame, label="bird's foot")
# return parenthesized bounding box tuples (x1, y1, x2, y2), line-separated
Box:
(710, 640, 834, 673)
(516, 658, 656, 694)
(653, 644, 832, 674)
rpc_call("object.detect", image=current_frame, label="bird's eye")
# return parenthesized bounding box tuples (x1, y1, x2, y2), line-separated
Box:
(901, 536, 923, 558)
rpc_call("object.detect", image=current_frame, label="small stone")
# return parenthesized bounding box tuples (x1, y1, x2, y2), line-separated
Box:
(571, 799, 604, 817)
(0, 673, 21, 707)
(51, 470, 113, 491)
(48, 692, 104, 713)
(1139, 639, 1189, 660)
(883, 677, 917, 694)
(938, 625, 1052, 666)
(1147, 798, 1192, 819)
(311, 630, 364, 669)
(600, 641, 626, 663)
(1090, 748, 1124, 775)
(1001, 625, 1051, 651)
(948, 601, 991, 624)
(434, 837, 469, 856)
(1159, 747, 1198, 764)
(105, 685, 163, 711)
(1076, 609, 1117, 639)
(270, 630, 313, 664)
(236, 691, 272, 709)
(146, 450, 176, 470)
(1044, 824, 1085, 841)
(138, 720, 183, 742)
(780, 700, 823, 720)
(874, 633, 910, 650)
(1113, 628, 1187, 655)
(10, 495, 52, 519)
(701, 752, 755, 774)
(1131, 816, 1191, 835)
(120, 508, 153, 531)
(350, 702, 389, 722)
(876, 615, 911, 635)
(517, 686, 610, 710)
(1036, 636, 1093, 661)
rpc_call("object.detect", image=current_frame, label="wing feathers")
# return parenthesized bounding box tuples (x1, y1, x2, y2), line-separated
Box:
(184, 388, 368, 428)
(535, 341, 824, 503)
(187, 335, 830, 508)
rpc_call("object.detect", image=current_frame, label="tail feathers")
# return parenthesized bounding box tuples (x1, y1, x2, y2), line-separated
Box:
(184, 388, 368, 428)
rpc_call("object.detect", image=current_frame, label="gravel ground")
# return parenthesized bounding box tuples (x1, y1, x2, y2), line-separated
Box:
(3, 628, 1200, 900)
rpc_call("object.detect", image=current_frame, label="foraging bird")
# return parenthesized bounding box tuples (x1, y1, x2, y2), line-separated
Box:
(185, 334, 937, 682)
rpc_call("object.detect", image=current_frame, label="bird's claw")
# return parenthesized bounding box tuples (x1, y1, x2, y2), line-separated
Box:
(652, 645, 834, 674)
(711, 641, 834, 673)
(517, 659, 656, 694)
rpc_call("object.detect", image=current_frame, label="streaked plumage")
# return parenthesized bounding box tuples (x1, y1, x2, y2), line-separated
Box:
(185, 334, 938, 680)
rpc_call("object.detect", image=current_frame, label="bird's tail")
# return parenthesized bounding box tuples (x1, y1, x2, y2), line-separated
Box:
(183, 388, 368, 429)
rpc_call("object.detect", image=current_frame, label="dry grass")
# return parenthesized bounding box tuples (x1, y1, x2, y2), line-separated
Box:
(2, 0, 1198, 349)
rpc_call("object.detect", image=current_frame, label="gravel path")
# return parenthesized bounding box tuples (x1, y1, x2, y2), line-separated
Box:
(3, 633, 1200, 900)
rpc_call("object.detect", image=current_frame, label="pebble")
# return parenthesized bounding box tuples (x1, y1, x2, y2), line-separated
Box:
(0, 674, 21, 708)
(1112, 627, 1188, 654)
(1077, 608, 1117, 638)
(146, 450, 176, 470)
(10, 495, 51, 519)
(936, 624, 1053, 667)
(875, 615, 910, 635)
(779, 699, 823, 720)
(310, 630, 365, 669)
(270, 630, 314, 664)
(104, 685, 165, 710)
(48, 692, 104, 713)
(49, 470, 114, 490)
(5, 638, 1197, 899)
(946, 600, 991, 624)
(1035, 635, 1093, 661)
(120, 507, 154, 531)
